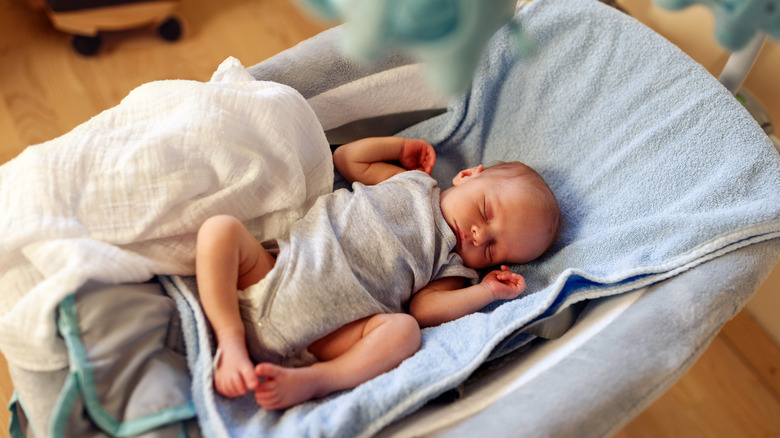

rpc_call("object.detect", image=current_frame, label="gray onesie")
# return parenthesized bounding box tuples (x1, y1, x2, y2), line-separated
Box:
(238, 171, 477, 365)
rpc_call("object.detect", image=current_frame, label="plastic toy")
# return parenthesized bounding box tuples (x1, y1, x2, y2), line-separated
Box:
(37, 0, 183, 56)
(297, 0, 529, 95)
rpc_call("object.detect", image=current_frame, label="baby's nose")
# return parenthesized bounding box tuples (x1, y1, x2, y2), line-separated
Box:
(471, 224, 485, 246)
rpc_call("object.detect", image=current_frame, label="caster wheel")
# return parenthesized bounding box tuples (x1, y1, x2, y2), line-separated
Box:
(72, 34, 101, 56)
(158, 17, 182, 41)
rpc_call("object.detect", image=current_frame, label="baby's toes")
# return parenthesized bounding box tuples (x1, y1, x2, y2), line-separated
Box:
(255, 390, 281, 410)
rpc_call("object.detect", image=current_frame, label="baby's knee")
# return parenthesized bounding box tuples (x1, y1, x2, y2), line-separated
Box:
(198, 215, 242, 245)
(385, 313, 421, 354)
(397, 313, 421, 334)
(199, 214, 242, 235)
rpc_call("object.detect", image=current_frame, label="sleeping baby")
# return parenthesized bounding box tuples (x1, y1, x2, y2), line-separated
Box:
(195, 136, 561, 410)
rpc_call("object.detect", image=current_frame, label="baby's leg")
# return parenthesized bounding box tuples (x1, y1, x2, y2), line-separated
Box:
(196, 215, 276, 398)
(254, 313, 421, 410)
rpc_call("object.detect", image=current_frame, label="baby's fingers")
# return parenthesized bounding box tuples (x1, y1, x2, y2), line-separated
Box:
(495, 266, 517, 279)
(500, 275, 524, 289)
(421, 145, 436, 174)
(499, 269, 526, 291)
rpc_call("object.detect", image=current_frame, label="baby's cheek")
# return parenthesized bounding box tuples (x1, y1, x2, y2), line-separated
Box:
(460, 250, 487, 270)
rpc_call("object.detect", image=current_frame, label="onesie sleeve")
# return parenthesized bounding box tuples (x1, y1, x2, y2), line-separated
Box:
(432, 253, 478, 281)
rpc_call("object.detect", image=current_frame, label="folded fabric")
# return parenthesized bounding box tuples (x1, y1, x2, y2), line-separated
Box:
(169, 0, 780, 437)
(0, 57, 333, 371)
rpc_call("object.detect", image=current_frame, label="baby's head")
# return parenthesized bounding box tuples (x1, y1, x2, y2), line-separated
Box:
(439, 161, 561, 269)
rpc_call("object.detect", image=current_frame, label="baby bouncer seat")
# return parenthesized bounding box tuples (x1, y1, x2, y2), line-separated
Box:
(3, 0, 780, 436)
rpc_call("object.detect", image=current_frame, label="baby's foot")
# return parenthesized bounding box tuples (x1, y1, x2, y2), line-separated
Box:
(254, 363, 322, 410)
(214, 344, 258, 398)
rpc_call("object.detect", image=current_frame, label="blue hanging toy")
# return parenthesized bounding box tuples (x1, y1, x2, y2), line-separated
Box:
(297, 0, 529, 95)
(654, 0, 780, 51)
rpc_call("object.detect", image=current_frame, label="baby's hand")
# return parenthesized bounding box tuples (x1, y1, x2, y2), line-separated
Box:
(399, 138, 436, 175)
(481, 265, 526, 301)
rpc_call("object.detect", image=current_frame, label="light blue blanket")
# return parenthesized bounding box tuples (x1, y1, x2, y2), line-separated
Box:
(165, 0, 780, 436)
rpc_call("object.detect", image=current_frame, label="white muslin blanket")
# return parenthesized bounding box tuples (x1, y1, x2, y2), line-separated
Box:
(0, 58, 333, 371)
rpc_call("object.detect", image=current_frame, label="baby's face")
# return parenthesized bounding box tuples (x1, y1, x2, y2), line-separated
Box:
(439, 167, 552, 269)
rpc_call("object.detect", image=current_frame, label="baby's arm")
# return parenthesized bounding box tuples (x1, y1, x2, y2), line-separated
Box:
(333, 137, 435, 185)
(409, 266, 526, 328)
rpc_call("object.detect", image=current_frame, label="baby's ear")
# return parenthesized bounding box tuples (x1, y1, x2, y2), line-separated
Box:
(452, 164, 484, 186)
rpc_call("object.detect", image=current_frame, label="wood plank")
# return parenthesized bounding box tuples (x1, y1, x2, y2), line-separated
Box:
(615, 324, 780, 437)
(0, 98, 25, 165)
(720, 310, 780, 400)
(0, 356, 11, 434)
(0, 0, 330, 165)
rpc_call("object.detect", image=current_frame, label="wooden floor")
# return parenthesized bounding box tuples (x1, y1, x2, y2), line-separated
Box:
(1, 0, 779, 436)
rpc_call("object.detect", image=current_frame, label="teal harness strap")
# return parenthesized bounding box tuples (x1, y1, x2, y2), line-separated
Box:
(52, 294, 196, 437)
(9, 391, 36, 438)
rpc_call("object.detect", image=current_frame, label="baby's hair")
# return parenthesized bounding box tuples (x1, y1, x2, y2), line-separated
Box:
(482, 161, 562, 257)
